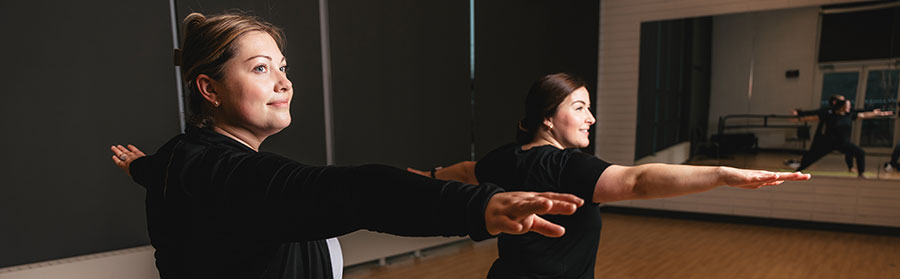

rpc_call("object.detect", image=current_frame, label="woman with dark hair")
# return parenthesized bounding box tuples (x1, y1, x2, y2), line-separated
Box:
(108, 12, 584, 279)
(794, 99, 893, 177)
(411, 73, 810, 279)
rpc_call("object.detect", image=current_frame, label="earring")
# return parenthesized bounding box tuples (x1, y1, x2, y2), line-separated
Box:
(214, 100, 220, 107)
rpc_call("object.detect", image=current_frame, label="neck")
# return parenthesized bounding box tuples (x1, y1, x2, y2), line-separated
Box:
(212, 124, 263, 151)
(523, 130, 564, 150)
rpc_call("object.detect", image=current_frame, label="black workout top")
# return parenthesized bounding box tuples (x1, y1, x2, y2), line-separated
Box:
(476, 144, 611, 279)
(798, 108, 858, 144)
(129, 127, 502, 279)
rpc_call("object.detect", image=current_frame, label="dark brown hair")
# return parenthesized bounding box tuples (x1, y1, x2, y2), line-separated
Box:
(179, 11, 285, 127)
(516, 73, 587, 144)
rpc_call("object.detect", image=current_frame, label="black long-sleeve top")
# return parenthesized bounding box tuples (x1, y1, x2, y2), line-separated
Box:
(796, 108, 858, 144)
(130, 127, 502, 278)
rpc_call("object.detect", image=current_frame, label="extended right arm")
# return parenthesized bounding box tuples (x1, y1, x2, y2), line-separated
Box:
(592, 164, 810, 203)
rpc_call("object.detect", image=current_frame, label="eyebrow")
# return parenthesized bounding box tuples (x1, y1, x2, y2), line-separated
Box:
(245, 55, 286, 63)
(572, 100, 589, 106)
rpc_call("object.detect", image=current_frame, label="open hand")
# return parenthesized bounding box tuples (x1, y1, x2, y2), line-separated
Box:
(720, 167, 811, 189)
(110, 144, 145, 176)
(484, 192, 584, 237)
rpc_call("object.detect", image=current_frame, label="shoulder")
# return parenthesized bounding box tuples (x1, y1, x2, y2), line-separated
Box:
(475, 143, 520, 184)
(559, 148, 609, 167)
(557, 148, 612, 176)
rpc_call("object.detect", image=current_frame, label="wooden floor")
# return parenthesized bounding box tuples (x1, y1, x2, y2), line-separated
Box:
(688, 151, 900, 180)
(344, 213, 900, 279)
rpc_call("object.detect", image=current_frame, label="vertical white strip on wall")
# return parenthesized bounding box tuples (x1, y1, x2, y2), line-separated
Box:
(319, 0, 335, 165)
(317, 3, 343, 278)
(748, 47, 755, 103)
(168, 0, 185, 133)
(469, 0, 476, 161)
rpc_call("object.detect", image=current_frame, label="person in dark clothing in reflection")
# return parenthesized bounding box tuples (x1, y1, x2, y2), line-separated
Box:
(410, 73, 811, 279)
(794, 98, 893, 178)
(107, 11, 586, 279)
(885, 101, 900, 172)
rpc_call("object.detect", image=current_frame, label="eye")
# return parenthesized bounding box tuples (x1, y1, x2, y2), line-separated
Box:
(253, 64, 268, 73)
(575, 106, 583, 111)
(279, 65, 289, 73)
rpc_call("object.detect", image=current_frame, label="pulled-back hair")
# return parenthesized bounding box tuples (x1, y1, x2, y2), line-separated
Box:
(516, 73, 587, 144)
(832, 99, 850, 111)
(828, 94, 844, 107)
(179, 11, 285, 127)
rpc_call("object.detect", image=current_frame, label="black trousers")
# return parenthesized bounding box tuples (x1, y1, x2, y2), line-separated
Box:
(797, 139, 865, 175)
(891, 141, 900, 169)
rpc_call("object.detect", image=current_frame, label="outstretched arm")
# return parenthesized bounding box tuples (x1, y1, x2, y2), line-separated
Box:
(791, 109, 820, 122)
(407, 161, 478, 184)
(857, 109, 894, 119)
(592, 164, 811, 203)
(207, 153, 583, 242)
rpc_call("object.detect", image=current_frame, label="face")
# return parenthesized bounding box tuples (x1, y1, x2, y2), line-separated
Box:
(842, 100, 851, 113)
(546, 87, 595, 148)
(212, 31, 293, 138)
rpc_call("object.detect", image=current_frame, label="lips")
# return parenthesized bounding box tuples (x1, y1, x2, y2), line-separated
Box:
(267, 99, 289, 106)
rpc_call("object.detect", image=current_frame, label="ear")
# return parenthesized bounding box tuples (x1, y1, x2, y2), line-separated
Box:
(196, 74, 219, 106)
(543, 117, 554, 130)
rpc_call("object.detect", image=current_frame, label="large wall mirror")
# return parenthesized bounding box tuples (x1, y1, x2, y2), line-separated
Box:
(636, 2, 900, 180)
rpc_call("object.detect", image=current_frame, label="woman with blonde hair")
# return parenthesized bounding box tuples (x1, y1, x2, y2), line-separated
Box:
(110, 12, 583, 279)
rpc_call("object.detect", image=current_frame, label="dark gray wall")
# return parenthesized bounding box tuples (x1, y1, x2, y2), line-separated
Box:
(473, 0, 600, 158)
(329, 0, 472, 168)
(0, 0, 600, 268)
(0, 1, 177, 267)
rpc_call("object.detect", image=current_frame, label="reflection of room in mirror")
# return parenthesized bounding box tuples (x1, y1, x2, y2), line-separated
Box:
(635, 2, 900, 180)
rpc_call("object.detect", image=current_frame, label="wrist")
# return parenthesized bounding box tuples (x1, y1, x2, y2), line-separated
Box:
(715, 166, 730, 185)
(430, 166, 443, 179)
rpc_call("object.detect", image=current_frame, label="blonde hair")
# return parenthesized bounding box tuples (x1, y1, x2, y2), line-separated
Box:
(179, 11, 285, 127)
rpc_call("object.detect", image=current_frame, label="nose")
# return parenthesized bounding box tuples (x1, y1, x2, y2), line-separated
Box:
(275, 72, 292, 93)
(586, 111, 596, 125)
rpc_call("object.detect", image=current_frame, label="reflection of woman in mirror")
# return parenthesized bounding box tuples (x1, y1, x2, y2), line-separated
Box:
(794, 98, 893, 178)
(886, 100, 900, 172)
(106, 12, 587, 278)
(410, 73, 810, 279)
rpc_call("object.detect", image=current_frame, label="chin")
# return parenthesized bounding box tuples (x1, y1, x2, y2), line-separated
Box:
(576, 140, 590, 149)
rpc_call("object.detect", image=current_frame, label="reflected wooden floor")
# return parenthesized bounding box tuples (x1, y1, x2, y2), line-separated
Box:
(344, 213, 900, 279)
(688, 151, 900, 180)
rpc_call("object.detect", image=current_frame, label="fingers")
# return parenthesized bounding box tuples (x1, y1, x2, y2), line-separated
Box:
(111, 155, 123, 166)
(534, 192, 585, 207)
(751, 172, 778, 182)
(732, 170, 810, 189)
(485, 191, 581, 237)
(509, 198, 554, 217)
(406, 168, 430, 177)
(494, 217, 527, 235)
(127, 144, 145, 156)
(774, 172, 811, 181)
(528, 216, 566, 237)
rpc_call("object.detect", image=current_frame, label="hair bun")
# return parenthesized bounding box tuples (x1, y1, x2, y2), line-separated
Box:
(183, 13, 207, 36)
